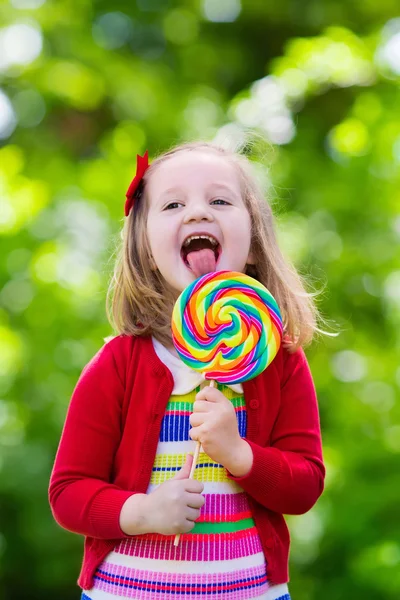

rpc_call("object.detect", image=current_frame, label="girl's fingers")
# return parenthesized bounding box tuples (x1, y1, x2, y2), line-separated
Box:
(181, 520, 196, 533)
(196, 387, 229, 403)
(189, 426, 207, 443)
(193, 400, 212, 412)
(184, 479, 204, 494)
(185, 492, 206, 509)
(189, 427, 199, 441)
(185, 507, 201, 522)
(196, 387, 226, 403)
(189, 413, 204, 427)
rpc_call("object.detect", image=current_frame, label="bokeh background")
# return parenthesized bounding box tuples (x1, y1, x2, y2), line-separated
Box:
(1, 1, 400, 598)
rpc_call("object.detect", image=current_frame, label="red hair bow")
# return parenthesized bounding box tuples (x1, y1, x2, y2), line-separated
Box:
(124, 150, 150, 217)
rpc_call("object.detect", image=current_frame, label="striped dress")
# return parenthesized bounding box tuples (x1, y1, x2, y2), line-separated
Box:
(82, 339, 290, 600)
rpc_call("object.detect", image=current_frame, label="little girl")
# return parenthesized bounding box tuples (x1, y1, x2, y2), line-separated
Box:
(49, 141, 326, 600)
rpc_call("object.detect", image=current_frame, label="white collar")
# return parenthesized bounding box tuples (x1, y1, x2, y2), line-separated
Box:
(152, 336, 243, 395)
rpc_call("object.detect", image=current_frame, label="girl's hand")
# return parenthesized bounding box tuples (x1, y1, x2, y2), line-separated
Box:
(120, 454, 205, 536)
(189, 386, 251, 473)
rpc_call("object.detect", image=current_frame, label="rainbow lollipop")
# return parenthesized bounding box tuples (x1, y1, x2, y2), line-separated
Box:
(171, 270, 283, 384)
(172, 271, 283, 546)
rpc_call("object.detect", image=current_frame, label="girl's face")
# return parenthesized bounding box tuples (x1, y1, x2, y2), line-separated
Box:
(146, 150, 255, 293)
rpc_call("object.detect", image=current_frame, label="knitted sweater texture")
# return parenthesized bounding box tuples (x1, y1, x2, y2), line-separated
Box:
(49, 334, 325, 590)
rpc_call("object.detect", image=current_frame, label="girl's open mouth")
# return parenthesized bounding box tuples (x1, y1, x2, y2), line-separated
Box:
(181, 234, 221, 275)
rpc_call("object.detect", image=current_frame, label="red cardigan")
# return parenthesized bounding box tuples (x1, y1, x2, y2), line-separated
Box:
(49, 334, 325, 590)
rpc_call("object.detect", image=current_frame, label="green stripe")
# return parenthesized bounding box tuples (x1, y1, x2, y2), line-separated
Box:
(166, 401, 195, 411)
(191, 518, 255, 534)
(166, 396, 244, 412)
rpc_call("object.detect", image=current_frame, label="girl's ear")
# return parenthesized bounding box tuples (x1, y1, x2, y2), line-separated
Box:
(245, 247, 257, 278)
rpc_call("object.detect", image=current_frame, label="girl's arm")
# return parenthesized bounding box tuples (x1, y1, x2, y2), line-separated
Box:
(50, 340, 206, 540)
(48, 342, 134, 539)
(227, 347, 325, 515)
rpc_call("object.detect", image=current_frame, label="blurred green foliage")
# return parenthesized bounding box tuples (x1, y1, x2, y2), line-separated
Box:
(1, 1, 400, 599)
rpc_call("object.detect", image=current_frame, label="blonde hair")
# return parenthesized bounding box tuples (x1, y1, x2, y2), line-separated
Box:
(106, 141, 333, 352)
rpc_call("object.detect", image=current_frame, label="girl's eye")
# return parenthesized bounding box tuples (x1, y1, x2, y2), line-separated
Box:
(211, 199, 229, 205)
(164, 202, 182, 210)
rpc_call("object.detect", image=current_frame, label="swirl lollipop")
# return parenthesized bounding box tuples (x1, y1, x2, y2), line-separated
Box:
(172, 270, 283, 384)
(172, 270, 283, 545)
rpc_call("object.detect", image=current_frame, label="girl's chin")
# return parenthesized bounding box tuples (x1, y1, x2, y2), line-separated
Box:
(165, 269, 198, 295)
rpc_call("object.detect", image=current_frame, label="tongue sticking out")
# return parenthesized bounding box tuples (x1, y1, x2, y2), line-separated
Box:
(187, 249, 216, 278)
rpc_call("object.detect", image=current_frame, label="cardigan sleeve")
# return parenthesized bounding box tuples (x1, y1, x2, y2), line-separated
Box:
(48, 341, 134, 539)
(228, 347, 325, 515)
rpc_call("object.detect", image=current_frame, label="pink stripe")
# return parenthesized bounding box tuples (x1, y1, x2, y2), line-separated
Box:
(198, 510, 251, 523)
(202, 492, 250, 518)
(115, 528, 262, 561)
(93, 562, 268, 600)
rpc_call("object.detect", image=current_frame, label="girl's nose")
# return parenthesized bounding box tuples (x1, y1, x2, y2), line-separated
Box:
(183, 201, 214, 223)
